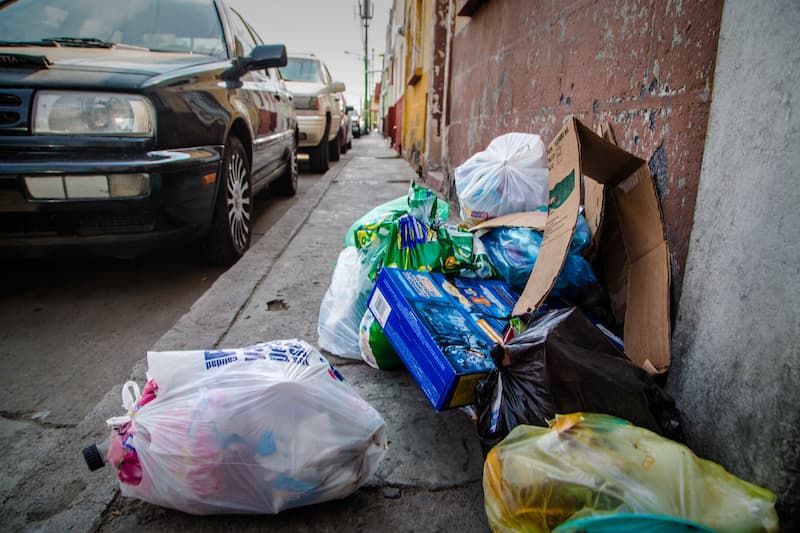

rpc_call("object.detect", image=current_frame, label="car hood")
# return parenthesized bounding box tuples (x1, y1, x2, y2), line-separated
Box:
(283, 80, 328, 97)
(0, 46, 226, 90)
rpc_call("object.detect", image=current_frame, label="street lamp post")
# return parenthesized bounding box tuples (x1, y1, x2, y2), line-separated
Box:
(359, 1, 373, 132)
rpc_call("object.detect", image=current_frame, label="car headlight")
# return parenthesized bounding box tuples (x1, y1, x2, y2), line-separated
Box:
(32, 91, 155, 137)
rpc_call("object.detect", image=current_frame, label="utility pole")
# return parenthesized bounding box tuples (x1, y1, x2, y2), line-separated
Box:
(359, 0, 372, 131)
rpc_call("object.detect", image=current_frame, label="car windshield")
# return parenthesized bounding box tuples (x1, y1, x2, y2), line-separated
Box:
(280, 58, 323, 83)
(0, 0, 227, 57)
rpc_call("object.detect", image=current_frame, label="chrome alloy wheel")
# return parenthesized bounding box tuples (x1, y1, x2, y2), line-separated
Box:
(225, 151, 250, 253)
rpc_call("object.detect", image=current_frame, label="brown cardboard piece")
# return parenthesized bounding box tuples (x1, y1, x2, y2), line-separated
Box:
(489, 118, 671, 374)
(470, 210, 548, 232)
(582, 122, 616, 257)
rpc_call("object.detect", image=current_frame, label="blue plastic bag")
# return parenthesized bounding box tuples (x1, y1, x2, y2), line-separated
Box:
(479, 214, 596, 295)
(553, 514, 716, 533)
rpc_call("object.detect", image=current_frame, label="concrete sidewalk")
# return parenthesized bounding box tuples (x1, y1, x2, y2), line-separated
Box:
(28, 134, 490, 532)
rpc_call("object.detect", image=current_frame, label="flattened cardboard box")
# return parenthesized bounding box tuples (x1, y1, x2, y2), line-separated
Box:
(474, 118, 671, 374)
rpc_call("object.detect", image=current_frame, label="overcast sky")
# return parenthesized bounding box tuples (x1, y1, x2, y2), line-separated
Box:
(229, 0, 393, 115)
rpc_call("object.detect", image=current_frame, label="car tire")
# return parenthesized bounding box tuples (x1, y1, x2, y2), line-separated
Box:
(340, 133, 348, 154)
(309, 122, 330, 173)
(203, 136, 251, 265)
(347, 139, 353, 149)
(329, 130, 341, 162)
(270, 136, 298, 197)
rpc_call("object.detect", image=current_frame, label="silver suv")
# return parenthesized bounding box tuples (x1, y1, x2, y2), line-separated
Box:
(280, 54, 345, 173)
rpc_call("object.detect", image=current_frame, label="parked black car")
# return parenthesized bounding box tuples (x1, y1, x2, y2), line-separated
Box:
(0, 0, 298, 264)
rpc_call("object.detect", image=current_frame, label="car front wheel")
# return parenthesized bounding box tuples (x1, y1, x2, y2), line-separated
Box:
(203, 136, 251, 265)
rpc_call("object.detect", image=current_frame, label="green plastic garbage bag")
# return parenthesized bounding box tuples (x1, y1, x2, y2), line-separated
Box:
(354, 184, 451, 280)
(359, 311, 405, 371)
(345, 183, 449, 248)
(483, 413, 778, 533)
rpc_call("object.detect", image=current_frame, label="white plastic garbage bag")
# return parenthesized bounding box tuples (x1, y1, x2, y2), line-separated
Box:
(117, 339, 387, 515)
(455, 132, 549, 227)
(317, 246, 373, 358)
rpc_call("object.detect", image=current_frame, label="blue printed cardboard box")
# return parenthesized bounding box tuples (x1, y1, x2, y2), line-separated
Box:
(368, 268, 519, 411)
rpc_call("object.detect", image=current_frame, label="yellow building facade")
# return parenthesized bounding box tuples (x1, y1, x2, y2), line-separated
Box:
(401, 0, 433, 173)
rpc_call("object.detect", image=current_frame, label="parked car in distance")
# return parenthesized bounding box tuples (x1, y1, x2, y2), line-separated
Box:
(279, 54, 345, 173)
(352, 115, 362, 138)
(340, 99, 354, 153)
(0, 0, 298, 265)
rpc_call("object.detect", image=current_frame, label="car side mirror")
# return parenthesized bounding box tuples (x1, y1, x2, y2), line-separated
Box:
(223, 44, 287, 81)
(327, 81, 346, 93)
(346, 105, 354, 113)
(244, 44, 288, 71)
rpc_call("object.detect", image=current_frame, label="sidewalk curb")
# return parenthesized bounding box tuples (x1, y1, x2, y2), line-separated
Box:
(152, 158, 349, 353)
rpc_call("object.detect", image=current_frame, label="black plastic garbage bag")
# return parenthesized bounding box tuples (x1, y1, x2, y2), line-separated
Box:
(476, 307, 683, 453)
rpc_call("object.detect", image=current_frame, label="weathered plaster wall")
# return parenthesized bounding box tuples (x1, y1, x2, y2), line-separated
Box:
(667, 0, 800, 523)
(422, 0, 452, 173)
(447, 0, 722, 294)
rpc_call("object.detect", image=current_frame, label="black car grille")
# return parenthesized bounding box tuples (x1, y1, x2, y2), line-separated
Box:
(77, 213, 157, 235)
(0, 212, 157, 237)
(0, 88, 33, 133)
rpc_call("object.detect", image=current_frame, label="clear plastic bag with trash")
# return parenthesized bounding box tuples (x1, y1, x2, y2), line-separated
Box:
(83, 340, 387, 515)
(455, 132, 550, 227)
(317, 245, 374, 357)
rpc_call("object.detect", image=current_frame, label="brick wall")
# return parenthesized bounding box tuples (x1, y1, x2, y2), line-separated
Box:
(446, 0, 723, 295)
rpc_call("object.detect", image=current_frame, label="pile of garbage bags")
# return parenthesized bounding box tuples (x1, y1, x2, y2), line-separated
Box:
(82, 127, 779, 527)
(318, 182, 494, 369)
(90, 340, 387, 515)
(313, 128, 776, 530)
(318, 132, 597, 371)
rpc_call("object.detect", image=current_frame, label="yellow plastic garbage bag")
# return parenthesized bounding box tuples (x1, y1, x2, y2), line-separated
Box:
(483, 413, 778, 533)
